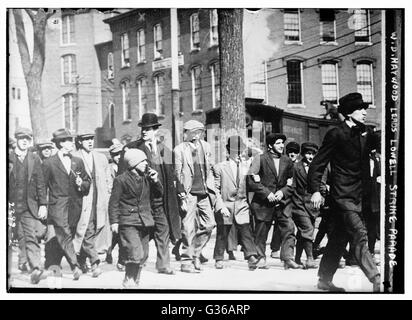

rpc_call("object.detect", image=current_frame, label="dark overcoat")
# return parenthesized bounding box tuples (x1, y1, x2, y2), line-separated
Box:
(42, 154, 90, 228)
(247, 152, 294, 222)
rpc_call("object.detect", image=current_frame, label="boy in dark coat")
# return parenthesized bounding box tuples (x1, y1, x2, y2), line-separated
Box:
(109, 149, 163, 288)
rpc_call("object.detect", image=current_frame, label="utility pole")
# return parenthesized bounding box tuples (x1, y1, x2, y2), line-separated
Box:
(74, 74, 91, 133)
(170, 8, 181, 149)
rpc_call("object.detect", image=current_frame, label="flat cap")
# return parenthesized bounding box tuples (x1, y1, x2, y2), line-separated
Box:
(266, 133, 286, 146)
(286, 141, 300, 154)
(337, 92, 369, 116)
(124, 149, 147, 169)
(36, 140, 54, 149)
(77, 129, 95, 140)
(183, 120, 204, 131)
(301, 142, 319, 155)
(15, 127, 33, 139)
(109, 143, 124, 154)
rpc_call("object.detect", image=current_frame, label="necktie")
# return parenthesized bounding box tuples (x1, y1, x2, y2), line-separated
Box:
(235, 161, 240, 189)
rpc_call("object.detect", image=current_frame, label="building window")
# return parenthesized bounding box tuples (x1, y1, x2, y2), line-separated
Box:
(63, 94, 76, 130)
(137, 77, 148, 116)
(320, 9, 336, 42)
(210, 62, 220, 108)
(121, 80, 131, 121)
(61, 54, 77, 85)
(191, 65, 202, 111)
(154, 24, 163, 59)
(154, 74, 165, 116)
(120, 33, 130, 67)
(190, 13, 200, 51)
(17, 88, 21, 100)
(286, 60, 303, 105)
(210, 9, 218, 47)
(107, 52, 114, 79)
(321, 61, 339, 104)
(356, 61, 374, 105)
(354, 9, 371, 43)
(12, 87, 16, 99)
(61, 14, 75, 45)
(177, 19, 181, 53)
(137, 29, 146, 63)
(109, 103, 115, 128)
(284, 9, 301, 42)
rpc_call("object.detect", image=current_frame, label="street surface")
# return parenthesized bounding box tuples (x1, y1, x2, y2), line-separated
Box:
(8, 228, 379, 292)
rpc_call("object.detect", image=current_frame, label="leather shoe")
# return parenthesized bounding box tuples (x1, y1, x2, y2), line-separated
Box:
(317, 279, 345, 292)
(372, 275, 381, 292)
(117, 262, 125, 271)
(158, 268, 176, 275)
(228, 251, 236, 260)
(181, 264, 201, 273)
(199, 254, 208, 264)
(215, 260, 224, 269)
(30, 269, 44, 284)
(193, 257, 202, 271)
(256, 258, 269, 269)
(73, 267, 82, 281)
(172, 245, 181, 261)
(248, 256, 258, 270)
(270, 251, 280, 259)
(284, 259, 304, 270)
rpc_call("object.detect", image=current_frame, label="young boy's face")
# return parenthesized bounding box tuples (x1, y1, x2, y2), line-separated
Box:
(287, 151, 299, 162)
(112, 153, 121, 164)
(303, 151, 316, 163)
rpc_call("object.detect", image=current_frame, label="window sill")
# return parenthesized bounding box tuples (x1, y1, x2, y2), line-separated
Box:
(191, 110, 203, 115)
(122, 119, 132, 124)
(153, 56, 164, 61)
(136, 61, 147, 65)
(287, 104, 306, 109)
(355, 41, 373, 46)
(190, 48, 201, 54)
(284, 40, 303, 46)
(320, 41, 338, 46)
(60, 42, 77, 47)
(121, 65, 130, 69)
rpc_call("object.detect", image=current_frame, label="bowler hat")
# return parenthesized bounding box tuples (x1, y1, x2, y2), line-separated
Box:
(266, 133, 286, 146)
(183, 120, 204, 131)
(337, 93, 369, 116)
(15, 127, 33, 139)
(226, 135, 246, 153)
(52, 128, 73, 142)
(77, 129, 95, 140)
(124, 149, 147, 169)
(109, 143, 124, 155)
(138, 113, 162, 128)
(286, 141, 300, 154)
(301, 142, 319, 155)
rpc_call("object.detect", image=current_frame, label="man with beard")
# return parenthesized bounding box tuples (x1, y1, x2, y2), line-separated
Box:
(308, 92, 381, 292)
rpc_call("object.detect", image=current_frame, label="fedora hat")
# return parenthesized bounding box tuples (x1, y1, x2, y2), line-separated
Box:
(51, 128, 73, 142)
(138, 113, 162, 128)
(337, 92, 369, 116)
(226, 135, 246, 153)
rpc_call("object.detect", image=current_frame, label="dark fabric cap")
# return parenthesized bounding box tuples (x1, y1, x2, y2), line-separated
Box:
(337, 92, 369, 116)
(15, 127, 33, 139)
(266, 133, 286, 146)
(301, 142, 319, 155)
(286, 141, 300, 154)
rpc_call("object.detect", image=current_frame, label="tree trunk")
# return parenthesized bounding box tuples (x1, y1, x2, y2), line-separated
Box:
(12, 9, 54, 142)
(218, 9, 246, 160)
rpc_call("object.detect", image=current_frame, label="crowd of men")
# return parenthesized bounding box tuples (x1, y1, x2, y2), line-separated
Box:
(8, 92, 381, 292)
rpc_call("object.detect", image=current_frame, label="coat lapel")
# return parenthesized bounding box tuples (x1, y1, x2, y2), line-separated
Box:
(184, 143, 194, 174)
(264, 152, 278, 180)
(27, 152, 34, 182)
(298, 161, 307, 179)
(53, 154, 70, 176)
(125, 171, 141, 199)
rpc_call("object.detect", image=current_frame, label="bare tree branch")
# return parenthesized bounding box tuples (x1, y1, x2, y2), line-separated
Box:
(12, 9, 31, 75)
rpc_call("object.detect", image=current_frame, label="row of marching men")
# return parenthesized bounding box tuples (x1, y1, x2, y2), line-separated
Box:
(8, 92, 381, 291)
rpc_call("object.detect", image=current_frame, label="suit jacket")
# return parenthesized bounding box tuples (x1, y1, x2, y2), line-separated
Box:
(42, 153, 91, 227)
(108, 170, 163, 227)
(9, 151, 48, 218)
(247, 152, 294, 221)
(118, 139, 184, 241)
(308, 122, 379, 212)
(291, 161, 320, 219)
(173, 140, 216, 195)
(213, 160, 251, 225)
(73, 150, 111, 251)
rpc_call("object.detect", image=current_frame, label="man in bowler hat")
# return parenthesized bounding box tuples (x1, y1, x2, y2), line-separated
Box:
(42, 128, 91, 280)
(118, 113, 182, 275)
(308, 92, 381, 292)
(9, 128, 48, 284)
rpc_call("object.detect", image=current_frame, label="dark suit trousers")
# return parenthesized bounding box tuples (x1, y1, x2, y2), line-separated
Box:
(214, 223, 257, 261)
(152, 205, 171, 270)
(270, 221, 281, 252)
(119, 225, 150, 265)
(318, 210, 379, 283)
(15, 211, 41, 270)
(49, 224, 79, 270)
(107, 231, 125, 264)
(364, 208, 380, 254)
(78, 214, 100, 266)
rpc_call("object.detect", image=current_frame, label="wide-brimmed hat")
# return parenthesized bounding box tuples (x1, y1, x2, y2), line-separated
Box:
(124, 149, 147, 169)
(266, 133, 286, 146)
(109, 143, 124, 155)
(183, 120, 204, 131)
(301, 142, 319, 155)
(138, 113, 162, 128)
(337, 93, 369, 116)
(51, 128, 73, 142)
(226, 135, 246, 153)
(15, 127, 33, 139)
(77, 129, 95, 140)
(286, 141, 300, 154)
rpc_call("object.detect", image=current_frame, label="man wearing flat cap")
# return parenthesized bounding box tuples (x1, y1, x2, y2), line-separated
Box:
(36, 141, 54, 162)
(247, 133, 300, 270)
(118, 113, 182, 275)
(72, 130, 111, 277)
(213, 136, 259, 270)
(109, 149, 163, 288)
(308, 92, 381, 292)
(291, 142, 320, 269)
(42, 128, 91, 280)
(9, 127, 48, 284)
(173, 120, 217, 273)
